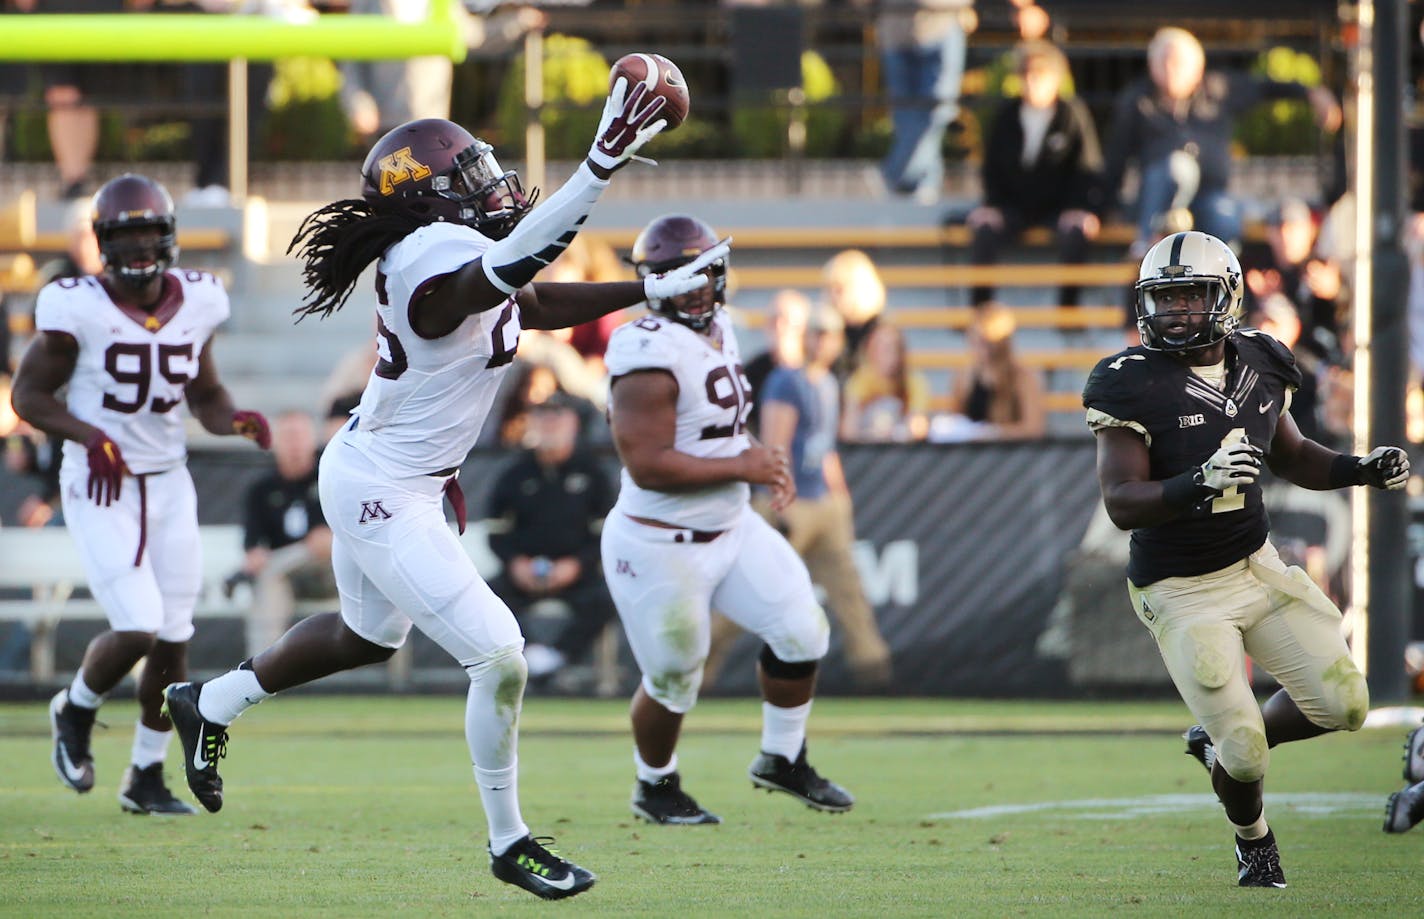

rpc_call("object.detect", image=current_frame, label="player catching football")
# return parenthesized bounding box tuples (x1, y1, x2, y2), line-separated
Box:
(11, 174, 271, 815)
(601, 214, 854, 827)
(1083, 230, 1409, 888)
(160, 78, 718, 900)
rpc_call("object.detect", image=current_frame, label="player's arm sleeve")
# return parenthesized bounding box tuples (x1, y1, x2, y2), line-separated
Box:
(1082, 357, 1151, 446)
(604, 324, 680, 378)
(33, 284, 80, 340)
(392, 224, 489, 307)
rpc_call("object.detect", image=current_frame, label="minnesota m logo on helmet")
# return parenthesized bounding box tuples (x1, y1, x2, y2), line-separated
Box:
(377, 147, 432, 196)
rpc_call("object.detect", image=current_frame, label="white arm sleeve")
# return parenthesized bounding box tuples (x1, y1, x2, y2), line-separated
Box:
(480, 161, 610, 295)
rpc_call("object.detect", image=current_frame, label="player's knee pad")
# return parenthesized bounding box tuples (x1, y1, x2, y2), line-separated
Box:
(1314, 655, 1370, 732)
(1215, 725, 1269, 783)
(642, 668, 703, 715)
(758, 644, 818, 680)
(464, 644, 528, 689)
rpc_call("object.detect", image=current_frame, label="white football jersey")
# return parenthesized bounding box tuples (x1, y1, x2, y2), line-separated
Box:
(34, 270, 230, 475)
(346, 222, 521, 476)
(605, 311, 752, 530)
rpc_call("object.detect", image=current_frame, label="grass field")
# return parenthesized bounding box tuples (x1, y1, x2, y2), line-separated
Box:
(1, 695, 1421, 917)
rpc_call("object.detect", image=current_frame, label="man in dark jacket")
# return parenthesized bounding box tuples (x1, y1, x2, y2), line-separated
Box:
(485, 393, 617, 686)
(967, 40, 1103, 307)
(1100, 27, 1340, 252)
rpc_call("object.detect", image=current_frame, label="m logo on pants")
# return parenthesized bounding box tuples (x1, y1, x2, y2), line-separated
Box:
(359, 500, 392, 524)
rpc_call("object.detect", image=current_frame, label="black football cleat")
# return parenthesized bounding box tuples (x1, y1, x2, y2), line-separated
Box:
(50, 689, 97, 793)
(748, 745, 854, 813)
(1184, 724, 1217, 773)
(631, 773, 722, 825)
(489, 835, 596, 900)
(1403, 724, 1424, 784)
(1235, 830, 1287, 888)
(1384, 782, 1424, 834)
(161, 682, 227, 813)
(118, 762, 198, 815)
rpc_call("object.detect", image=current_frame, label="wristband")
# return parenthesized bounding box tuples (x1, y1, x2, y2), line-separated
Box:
(1162, 466, 1215, 510)
(1328, 453, 1363, 488)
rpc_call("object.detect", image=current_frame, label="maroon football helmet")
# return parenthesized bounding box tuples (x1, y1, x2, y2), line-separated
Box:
(629, 214, 727, 330)
(359, 118, 534, 239)
(91, 174, 178, 287)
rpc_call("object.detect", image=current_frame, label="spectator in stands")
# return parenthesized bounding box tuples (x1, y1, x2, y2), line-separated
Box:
(841, 322, 930, 442)
(231, 410, 333, 655)
(318, 338, 378, 442)
(13, 0, 147, 200)
(946, 303, 1045, 440)
(866, 0, 1048, 204)
(757, 302, 893, 688)
(967, 40, 1103, 308)
(1099, 27, 1341, 253)
(341, 1, 546, 146)
(745, 289, 811, 436)
(484, 394, 617, 689)
(822, 248, 886, 379)
(1241, 198, 1342, 361)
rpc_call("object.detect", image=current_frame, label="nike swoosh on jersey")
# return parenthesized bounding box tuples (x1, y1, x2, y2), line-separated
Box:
(1258, 401, 1272, 413)
(58, 746, 88, 782)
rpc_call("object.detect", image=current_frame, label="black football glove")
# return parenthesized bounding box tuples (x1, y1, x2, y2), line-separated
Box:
(1357, 446, 1410, 490)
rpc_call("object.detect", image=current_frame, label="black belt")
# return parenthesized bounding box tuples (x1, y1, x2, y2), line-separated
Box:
(427, 466, 460, 478)
(674, 528, 723, 544)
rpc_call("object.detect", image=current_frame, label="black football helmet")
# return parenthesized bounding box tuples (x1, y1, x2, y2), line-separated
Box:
(360, 118, 535, 239)
(629, 214, 727, 330)
(1135, 230, 1244, 351)
(91, 174, 178, 288)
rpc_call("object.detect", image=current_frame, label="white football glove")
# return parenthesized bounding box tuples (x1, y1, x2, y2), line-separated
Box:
(642, 238, 732, 301)
(587, 76, 669, 173)
(1199, 438, 1263, 492)
(1358, 446, 1410, 490)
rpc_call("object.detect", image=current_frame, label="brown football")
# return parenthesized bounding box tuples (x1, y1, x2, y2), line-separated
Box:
(609, 52, 690, 130)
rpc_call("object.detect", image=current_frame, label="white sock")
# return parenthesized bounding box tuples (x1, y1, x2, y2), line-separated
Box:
(634, 748, 678, 784)
(465, 652, 529, 855)
(1232, 811, 1270, 842)
(68, 672, 104, 709)
(478, 763, 530, 856)
(131, 722, 173, 769)
(197, 668, 272, 725)
(760, 700, 811, 760)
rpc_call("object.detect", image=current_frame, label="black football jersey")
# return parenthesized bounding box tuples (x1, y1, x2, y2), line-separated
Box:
(1082, 330, 1303, 586)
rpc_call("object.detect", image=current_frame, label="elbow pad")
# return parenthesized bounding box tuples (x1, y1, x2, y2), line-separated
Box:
(480, 162, 609, 294)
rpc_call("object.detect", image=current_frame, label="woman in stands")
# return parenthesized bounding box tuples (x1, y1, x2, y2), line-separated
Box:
(841, 322, 930, 442)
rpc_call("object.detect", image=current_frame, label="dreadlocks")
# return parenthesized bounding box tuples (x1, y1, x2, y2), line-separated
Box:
(287, 199, 426, 321)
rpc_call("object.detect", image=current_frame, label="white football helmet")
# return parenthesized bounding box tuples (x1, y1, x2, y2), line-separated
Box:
(1134, 230, 1244, 351)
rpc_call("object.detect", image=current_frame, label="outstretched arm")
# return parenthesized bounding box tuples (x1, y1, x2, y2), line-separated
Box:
(1267, 409, 1408, 490)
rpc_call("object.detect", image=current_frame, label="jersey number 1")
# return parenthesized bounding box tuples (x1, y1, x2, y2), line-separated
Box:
(1211, 427, 1247, 514)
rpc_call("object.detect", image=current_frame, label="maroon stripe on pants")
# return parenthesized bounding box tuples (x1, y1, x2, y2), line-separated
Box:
(133, 474, 148, 567)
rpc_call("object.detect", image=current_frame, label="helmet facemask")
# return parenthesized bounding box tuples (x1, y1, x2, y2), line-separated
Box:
(440, 141, 536, 239)
(1136, 277, 1239, 351)
(637, 255, 728, 331)
(97, 220, 177, 290)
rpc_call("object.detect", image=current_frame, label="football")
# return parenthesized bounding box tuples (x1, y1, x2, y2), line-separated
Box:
(609, 52, 690, 130)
